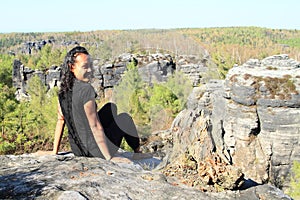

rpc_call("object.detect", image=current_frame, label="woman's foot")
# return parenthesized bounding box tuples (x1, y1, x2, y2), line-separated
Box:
(132, 147, 153, 160)
(132, 152, 153, 160)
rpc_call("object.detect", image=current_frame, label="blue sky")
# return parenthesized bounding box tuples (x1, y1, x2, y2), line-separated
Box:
(1, 0, 299, 33)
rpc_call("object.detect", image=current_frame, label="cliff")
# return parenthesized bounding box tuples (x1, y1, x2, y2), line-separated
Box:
(157, 54, 300, 193)
(12, 53, 210, 101)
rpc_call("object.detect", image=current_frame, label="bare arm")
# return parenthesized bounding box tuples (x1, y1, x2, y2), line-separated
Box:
(84, 100, 112, 160)
(53, 102, 65, 154)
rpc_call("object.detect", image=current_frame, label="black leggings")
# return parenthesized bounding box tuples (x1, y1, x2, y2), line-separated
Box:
(98, 103, 140, 155)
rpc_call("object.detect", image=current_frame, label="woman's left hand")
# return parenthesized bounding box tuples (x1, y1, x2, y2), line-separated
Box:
(31, 150, 56, 156)
(110, 156, 132, 163)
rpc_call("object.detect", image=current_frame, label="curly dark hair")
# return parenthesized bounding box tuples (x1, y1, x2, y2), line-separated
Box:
(59, 46, 89, 95)
(58, 46, 90, 156)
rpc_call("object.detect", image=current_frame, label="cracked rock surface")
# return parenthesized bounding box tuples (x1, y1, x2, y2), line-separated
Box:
(0, 153, 291, 200)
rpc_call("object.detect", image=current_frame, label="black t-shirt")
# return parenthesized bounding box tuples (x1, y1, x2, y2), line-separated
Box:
(59, 80, 104, 158)
(72, 80, 104, 157)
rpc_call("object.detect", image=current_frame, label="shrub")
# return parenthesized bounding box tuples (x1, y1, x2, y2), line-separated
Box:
(0, 75, 61, 154)
(287, 161, 300, 199)
(113, 62, 192, 136)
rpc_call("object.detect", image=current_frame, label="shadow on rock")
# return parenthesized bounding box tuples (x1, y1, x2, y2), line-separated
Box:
(0, 168, 45, 199)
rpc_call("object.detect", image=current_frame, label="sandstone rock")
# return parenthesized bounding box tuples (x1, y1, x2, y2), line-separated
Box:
(223, 54, 300, 188)
(0, 153, 291, 200)
(156, 54, 299, 195)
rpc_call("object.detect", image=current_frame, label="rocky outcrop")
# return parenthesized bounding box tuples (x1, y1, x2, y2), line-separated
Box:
(12, 53, 208, 100)
(12, 59, 61, 100)
(223, 54, 300, 188)
(21, 40, 55, 55)
(159, 54, 300, 193)
(0, 153, 291, 200)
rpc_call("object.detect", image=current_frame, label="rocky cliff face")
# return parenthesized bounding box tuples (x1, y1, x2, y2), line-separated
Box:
(161, 54, 300, 192)
(224, 55, 300, 188)
(12, 53, 209, 100)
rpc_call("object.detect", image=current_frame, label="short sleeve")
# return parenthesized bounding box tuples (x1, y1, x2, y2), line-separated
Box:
(81, 84, 97, 105)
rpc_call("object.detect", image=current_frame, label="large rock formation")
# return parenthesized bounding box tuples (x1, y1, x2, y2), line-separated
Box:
(223, 54, 300, 188)
(159, 54, 300, 192)
(12, 60, 61, 101)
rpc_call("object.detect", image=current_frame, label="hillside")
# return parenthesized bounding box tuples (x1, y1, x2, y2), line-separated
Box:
(1, 27, 300, 77)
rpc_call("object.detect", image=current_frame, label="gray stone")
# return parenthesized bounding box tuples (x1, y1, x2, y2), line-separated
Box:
(0, 154, 291, 200)
(159, 54, 299, 194)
